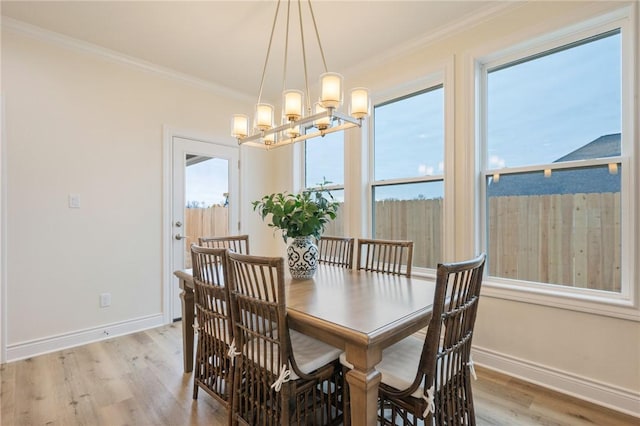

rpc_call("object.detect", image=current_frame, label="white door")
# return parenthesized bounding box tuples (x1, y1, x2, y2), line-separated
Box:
(169, 136, 239, 320)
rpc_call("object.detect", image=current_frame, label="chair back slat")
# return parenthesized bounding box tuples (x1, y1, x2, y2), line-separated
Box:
(357, 238, 414, 277)
(318, 236, 355, 268)
(199, 234, 250, 254)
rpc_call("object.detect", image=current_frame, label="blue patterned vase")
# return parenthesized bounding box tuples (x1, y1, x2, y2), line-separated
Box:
(287, 236, 318, 279)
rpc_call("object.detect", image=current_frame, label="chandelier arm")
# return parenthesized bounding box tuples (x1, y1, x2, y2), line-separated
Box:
(307, 0, 328, 73)
(298, 0, 311, 113)
(237, 108, 361, 145)
(257, 0, 282, 104)
(242, 121, 361, 150)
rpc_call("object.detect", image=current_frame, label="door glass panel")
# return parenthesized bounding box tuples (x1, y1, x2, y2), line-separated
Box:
(184, 155, 229, 267)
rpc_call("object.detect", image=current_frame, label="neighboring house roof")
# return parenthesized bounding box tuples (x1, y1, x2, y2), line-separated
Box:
(488, 133, 621, 196)
(554, 133, 621, 162)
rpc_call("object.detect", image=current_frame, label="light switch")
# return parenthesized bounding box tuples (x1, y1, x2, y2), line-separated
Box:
(100, 292, 111, 307)
(69, 194, 81, 208)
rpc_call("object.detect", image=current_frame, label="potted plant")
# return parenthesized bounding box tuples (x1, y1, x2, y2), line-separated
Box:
(252, 183, 339, 279)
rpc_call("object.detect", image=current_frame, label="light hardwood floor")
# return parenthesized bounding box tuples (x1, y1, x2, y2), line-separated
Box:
(1, 323, 636, 426)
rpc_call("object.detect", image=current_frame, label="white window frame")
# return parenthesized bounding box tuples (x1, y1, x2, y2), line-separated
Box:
(368, 62, 455, 276)
(471, 6, 638, 320)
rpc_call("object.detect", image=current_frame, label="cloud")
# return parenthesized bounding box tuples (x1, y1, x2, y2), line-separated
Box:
(418, 164, 434, 175)
(489, 155, 505, 169)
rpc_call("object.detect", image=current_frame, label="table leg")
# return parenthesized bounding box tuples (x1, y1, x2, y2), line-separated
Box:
(179, 277, 194, 373)
(344, 345, 382, 426)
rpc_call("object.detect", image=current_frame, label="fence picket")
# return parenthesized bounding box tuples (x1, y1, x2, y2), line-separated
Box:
(183, 193, 620, 292)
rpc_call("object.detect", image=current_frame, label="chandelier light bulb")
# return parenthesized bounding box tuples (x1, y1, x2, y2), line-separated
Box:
(350, 88, 370, 119)
(286, 124, 301, 138)
(255, 103, 274, 131)
(263, 130, 276, 146)
(283, 90, 304, 121)
(231, 114, 249, 138)
(314, 102, 330, 130)
(320, 72, 343, 109)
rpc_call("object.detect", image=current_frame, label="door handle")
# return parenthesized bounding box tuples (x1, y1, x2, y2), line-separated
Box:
(175, 233, 190, 240)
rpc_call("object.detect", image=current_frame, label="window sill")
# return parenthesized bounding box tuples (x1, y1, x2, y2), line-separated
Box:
(482, 278, 640, 321)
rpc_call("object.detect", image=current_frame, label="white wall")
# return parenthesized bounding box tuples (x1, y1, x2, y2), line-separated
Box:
(0, 26, 272, 358)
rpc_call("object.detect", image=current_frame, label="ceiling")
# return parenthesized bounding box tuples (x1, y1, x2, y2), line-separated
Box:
(2, 0, 501, 103)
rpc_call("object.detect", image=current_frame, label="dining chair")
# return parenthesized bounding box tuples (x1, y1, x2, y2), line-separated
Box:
(198, 234, 250, 254)
(190, 245, 234, 425)
(356, 238, 414, 277)
(226, 252, 344, 425)
(374, 253, 486, 425)
(317, 236, 355, 269)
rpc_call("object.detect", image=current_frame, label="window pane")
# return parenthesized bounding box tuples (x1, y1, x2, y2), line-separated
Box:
(486, 163, 621, 292)
(322, 189, 345, 237)
(373, 182, 443, 269)
(374, 87, 444, 180)
(305, 132, 344, 187)
(487, 31, 621, 168)
(485, 28, 624, 294)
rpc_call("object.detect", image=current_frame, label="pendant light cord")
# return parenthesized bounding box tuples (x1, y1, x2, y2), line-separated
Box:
(258, 0, 329, 114)
(257, 0, 282, 104)
(297, 0, 311, 113)
(282, 1, 291, 96)
(308, 0, 328, 73)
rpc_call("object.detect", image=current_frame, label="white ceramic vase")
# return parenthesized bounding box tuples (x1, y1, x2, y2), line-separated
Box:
(287, 236, 318, 279)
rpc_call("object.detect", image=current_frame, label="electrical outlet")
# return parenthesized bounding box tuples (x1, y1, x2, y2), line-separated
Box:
(100, 293, 111, 308)
(69, 194, 81, 208)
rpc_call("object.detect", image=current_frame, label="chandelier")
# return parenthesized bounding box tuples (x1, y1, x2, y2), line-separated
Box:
(231, 0, 369, 149)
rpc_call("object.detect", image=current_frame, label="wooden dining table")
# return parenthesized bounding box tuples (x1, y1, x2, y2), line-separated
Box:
(174, 264, 436, 426)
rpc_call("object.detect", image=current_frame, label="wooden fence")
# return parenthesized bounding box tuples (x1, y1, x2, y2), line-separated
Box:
(488, 192, 621, 292)
(183, 206, 228, 268)
(373, 199, 443, 270)
(184, 192, 621, 292)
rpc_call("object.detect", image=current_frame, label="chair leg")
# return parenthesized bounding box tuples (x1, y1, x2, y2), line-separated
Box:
(341, 366, 350, 426)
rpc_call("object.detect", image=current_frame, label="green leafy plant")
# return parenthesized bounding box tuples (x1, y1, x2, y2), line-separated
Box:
(252, 183, 339, 242)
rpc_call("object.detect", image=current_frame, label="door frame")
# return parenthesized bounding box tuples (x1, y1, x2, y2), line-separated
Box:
(0, 94, 6, 363)
(162, 126, 240, 323)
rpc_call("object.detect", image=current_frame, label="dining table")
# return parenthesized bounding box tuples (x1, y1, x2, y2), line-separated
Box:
(174, 263, 436, 426)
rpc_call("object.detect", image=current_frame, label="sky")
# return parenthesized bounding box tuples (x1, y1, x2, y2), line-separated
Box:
(185, 158, 229, 207)
(487, 31, 620, 168)
(187, 30, 621, 205)
(307, 29, 621, 201)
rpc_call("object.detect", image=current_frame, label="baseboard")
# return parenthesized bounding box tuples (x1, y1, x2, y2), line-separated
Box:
(5, 314, 165, 362)
(472, 345, 640, 419)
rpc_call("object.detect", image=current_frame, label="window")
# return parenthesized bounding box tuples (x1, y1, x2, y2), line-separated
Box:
(372, 86, 444, 269)
(481, 27, 628, 299)
(305, 132, 345, 236)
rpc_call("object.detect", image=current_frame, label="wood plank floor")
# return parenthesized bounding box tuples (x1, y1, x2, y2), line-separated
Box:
(1, 323, 636, 425)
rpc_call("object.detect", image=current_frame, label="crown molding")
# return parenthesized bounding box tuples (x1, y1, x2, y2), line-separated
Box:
(343, 1, 521, 80)
(1, 16, 253, 103)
